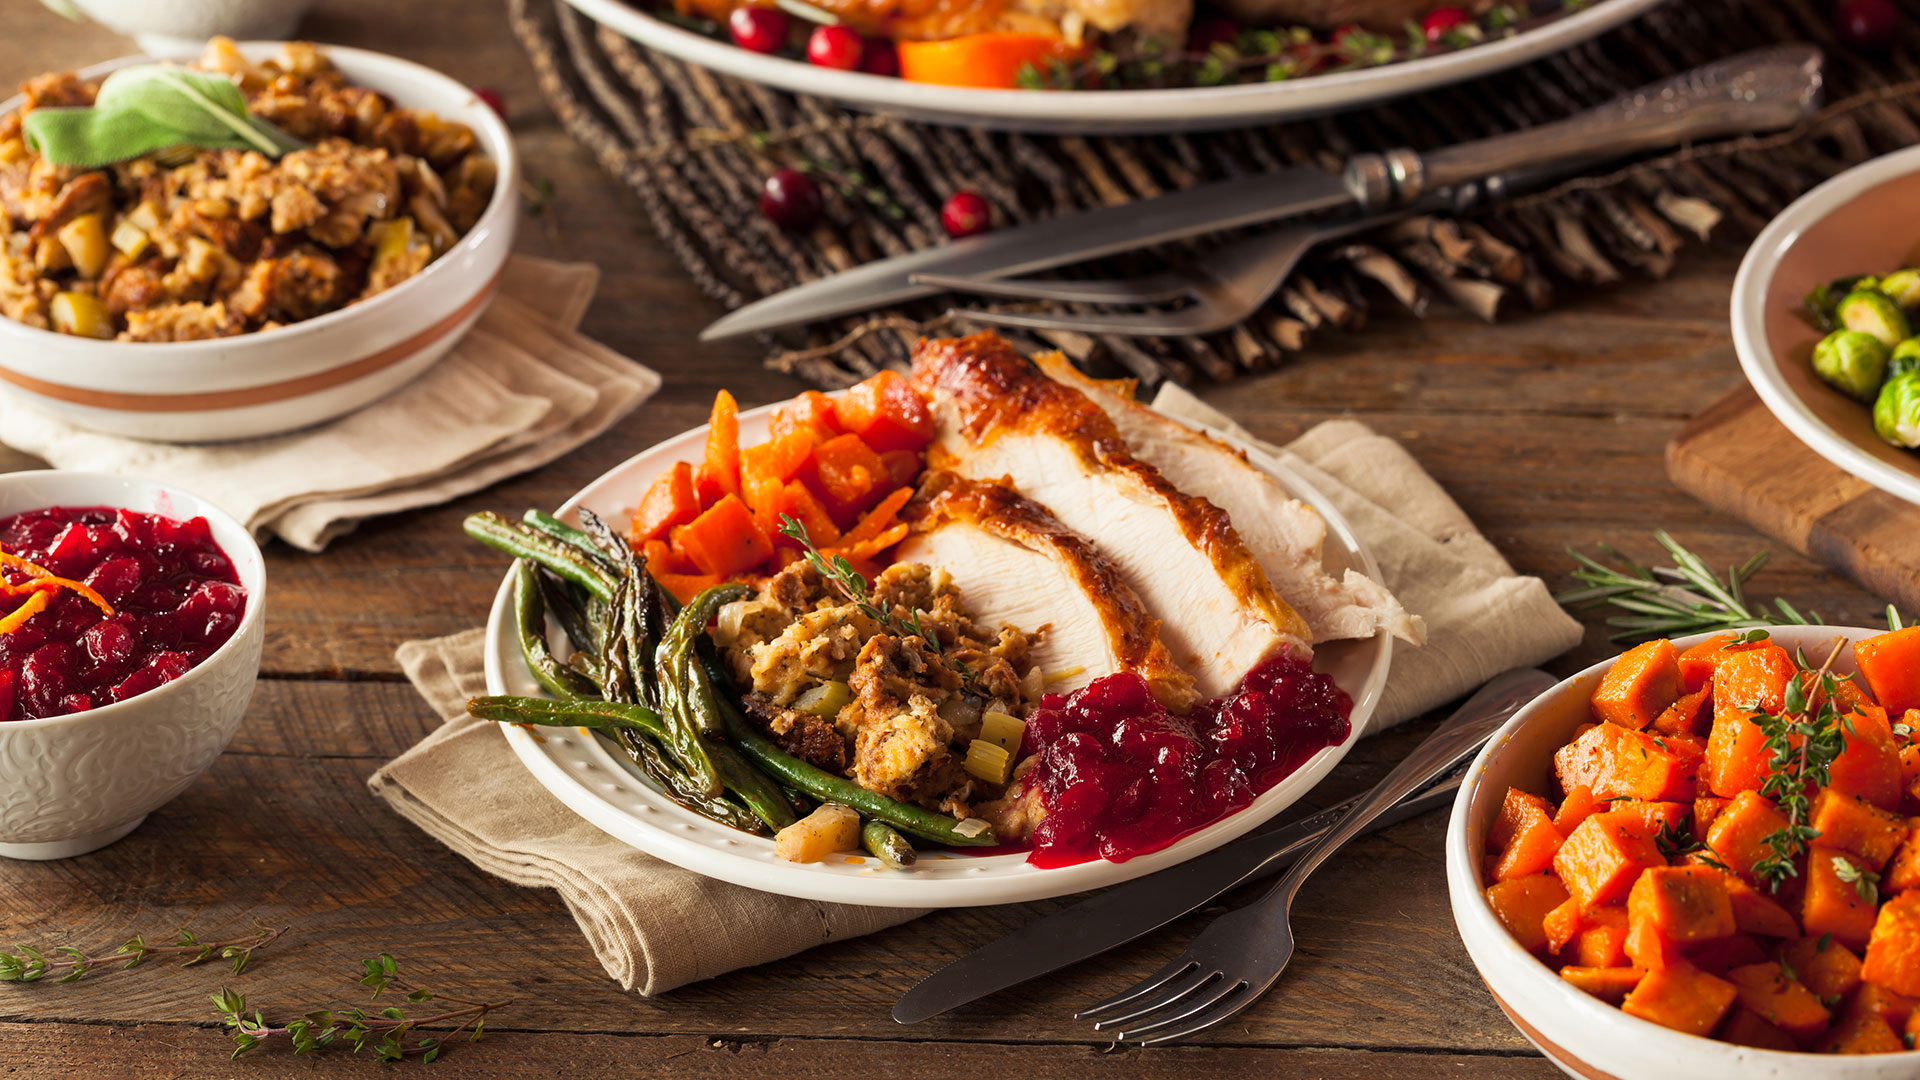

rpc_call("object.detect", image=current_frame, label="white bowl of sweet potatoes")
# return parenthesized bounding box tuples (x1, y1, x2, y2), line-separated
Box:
(1447, 624, 1920, 1078)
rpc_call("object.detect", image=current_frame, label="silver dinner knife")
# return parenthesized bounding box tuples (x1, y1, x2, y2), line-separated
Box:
(702, 45, 1821, 341)
(890, 666, 1559, 1025)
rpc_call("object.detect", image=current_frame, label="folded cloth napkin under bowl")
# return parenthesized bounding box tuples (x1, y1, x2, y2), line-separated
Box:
(369, 389, 1584, 995)
(0, 256, 659, 552)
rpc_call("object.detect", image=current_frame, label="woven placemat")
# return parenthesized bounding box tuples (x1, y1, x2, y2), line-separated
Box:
(508, 0, 1920, 388)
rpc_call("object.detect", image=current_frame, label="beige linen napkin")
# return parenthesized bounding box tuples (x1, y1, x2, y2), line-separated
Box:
(0, 256, 659, 552)
(369, 403, 1583, 995)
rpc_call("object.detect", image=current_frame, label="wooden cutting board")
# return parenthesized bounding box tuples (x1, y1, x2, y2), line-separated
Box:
(1667, 386, 1920, 613)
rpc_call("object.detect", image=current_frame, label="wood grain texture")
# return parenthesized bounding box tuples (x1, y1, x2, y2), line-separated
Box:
(1667, 385, 1920, 614)
(0, 1, 1894, 1076)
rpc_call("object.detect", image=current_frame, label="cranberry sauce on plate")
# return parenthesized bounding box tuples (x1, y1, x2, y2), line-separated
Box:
(1022, 654, 1352, 868)
(0, 506, 245, 721)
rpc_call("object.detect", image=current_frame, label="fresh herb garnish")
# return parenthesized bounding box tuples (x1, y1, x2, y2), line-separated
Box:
(1559, 532, 1819, 642)
(1750, 641, 1852, 891)
(1832, 854, 1881, 906)
(216, 954, 505, 1063)
(0, 925, 283, 984)
(1654, 819, 1730, 872)
(22, 64, 305, 169)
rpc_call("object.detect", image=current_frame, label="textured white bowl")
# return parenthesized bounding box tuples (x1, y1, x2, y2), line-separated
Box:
(0, 41, 518, 442)
(67, 0, 318, 55)
(1447, 625, 1920, 1079)
(1732, 144, 1920, 508)
(0, 472, 265, 860)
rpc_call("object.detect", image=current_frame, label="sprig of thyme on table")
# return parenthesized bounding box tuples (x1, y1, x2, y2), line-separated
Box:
(216, 954, 507, 1063)
(0, 924, 284, 984)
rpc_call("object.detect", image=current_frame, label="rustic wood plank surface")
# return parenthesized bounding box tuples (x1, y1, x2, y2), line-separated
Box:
(0, 1, 1894, 1075)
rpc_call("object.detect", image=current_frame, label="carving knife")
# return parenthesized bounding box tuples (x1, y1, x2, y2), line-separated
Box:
(701, 45, 1821, 342)
(890, 666, 1559, 1025)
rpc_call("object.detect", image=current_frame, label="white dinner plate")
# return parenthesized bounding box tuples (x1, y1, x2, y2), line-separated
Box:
(483, 399, 1390, 906)
(561, 0, 1666, 135)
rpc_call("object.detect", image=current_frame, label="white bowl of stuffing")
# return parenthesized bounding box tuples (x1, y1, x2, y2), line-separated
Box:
(0, 37, 516, 442)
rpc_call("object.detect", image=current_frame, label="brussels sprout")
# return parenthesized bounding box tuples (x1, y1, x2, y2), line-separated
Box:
(1839, 289, 1912, 346)
(1891, 338, 1920, 381)
(1879, 269, 1920, 309)
(1813, 329, 1892, 402)
(1873, 372, 1920, 449)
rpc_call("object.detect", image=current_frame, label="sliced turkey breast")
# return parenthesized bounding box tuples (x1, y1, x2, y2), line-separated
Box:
(911, 332, 1310, 700)
(1033, 351, 1425, 647)
(898, 472, 1199, 711)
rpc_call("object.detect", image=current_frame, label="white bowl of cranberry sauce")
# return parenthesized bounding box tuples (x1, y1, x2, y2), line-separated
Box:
(0, 471, 264, 860)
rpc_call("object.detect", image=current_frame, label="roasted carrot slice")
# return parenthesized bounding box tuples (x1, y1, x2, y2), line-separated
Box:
(632, 461, 701, 543)
(695, 390, 742, 507)
(676, 494, 772, 578)
(839, 487, 914, 548)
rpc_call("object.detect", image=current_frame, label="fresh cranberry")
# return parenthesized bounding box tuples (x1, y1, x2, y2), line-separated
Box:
(1422, 5, 1473, 41)
(806, 25, 865, 70)
(84, 556, 144, 605)
(941, 192, 992, 238)
(473, 86, 508, 121)
(760, 168, 824, 230)
(728, 6, 791, 54)
(858, 38, 899, 77)
(1835, 0, 1900, 48)
(0, 670, 12, 724)
(1187, 15, 1240, 53)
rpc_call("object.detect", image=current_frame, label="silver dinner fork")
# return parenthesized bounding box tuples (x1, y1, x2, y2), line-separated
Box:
(1074, 667, 1556, 1045)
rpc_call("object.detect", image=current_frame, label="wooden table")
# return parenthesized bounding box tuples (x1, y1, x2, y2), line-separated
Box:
(0, 4, 1893, 1075)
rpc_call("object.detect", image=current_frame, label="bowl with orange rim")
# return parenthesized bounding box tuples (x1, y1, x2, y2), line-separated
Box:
(0, 40, 516, 443)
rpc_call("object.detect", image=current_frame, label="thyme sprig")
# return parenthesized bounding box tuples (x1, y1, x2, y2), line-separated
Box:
(1559, 532, 1819, 642)
(1750, 638, 1855, 891)
(216, 954, 507, 1063)
(0, 924, 284, 984)
(1654, 819, 1731, 873)
(1832, 855, 1882, 906)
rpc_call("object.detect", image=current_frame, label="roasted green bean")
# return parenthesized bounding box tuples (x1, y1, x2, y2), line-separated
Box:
(522, 509, 618, 572)
(466, 695, 668, 741)
(861, 821, 917, 869)
(623, 732, 766, 835)
(536, 571, 599, 658)
(703, 657, 995, 848)
(707, 740, 798, 831)
(463, 512, 617, 601)
(513, 561, 595, 700)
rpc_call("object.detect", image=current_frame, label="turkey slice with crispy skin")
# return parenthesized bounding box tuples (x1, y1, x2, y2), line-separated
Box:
(1033, 351, 1425, 647)
(899, 471, 1198, 711)
(911, 332, 1310, 700)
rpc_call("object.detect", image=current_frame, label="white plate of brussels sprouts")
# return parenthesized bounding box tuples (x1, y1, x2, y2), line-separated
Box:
(1733, 143, 1920, 506)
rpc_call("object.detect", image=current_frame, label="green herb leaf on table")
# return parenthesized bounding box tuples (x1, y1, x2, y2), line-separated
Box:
(1558, 531, 1821, 643)
(216, 955, 506, 1063)
(23, 64, 305, 169)
(0, 924, 284, 984)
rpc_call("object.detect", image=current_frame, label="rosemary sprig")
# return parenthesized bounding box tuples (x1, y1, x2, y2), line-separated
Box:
(0, 925, 284, 984)
(1559, 532, 1819, 642)
(1750, 639, 1853, 891)
(216, 954, 507, 1063)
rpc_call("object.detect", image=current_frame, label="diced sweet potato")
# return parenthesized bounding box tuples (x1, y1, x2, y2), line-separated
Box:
(1575, 906, 1631, 968)
(1621, 961, 1739, 1036)
(1553, 784, 1603, 835)
(1717, 1006, 1799, 1051)
(1803, 844, 1880, 953)
(1828, 702, 1905, 812)
(767, 390, 841, 443)
(675, 494, 773, 578)
(1706, 790, 1793, 882)
(632, 460, 700, 542)
(1489, 787, 1555, 853)
(831, 370, 934, 453)
(1560, 965, 1646, 1003)
(1694, 795, 1730, 836)
(1592, 639, 1683, 730)
(1843, 980, 1920, 1030)
(1706, 645, 1798, 797)
(1885, 822, 1920, 895)
(1629, 865, 1736, 945)
(1554, 723, 1698, 803)
(1606, 800, 1691, 838)
(1724, 961, 1831, 1044)
(1544, 897, 1583, 955)
(1809, 787, 1908, 871)
(1678, 633, 1737, 693)
(1862, 891, 1920, 997)
(1485, 874, 1571, 954)
(1553, 811, 1669, 909)
(1722, 873, 1803, 939)
(653, 571, 721, 606)
(1685, 934, 1770, 976)
(1627, 915, 1685, 971)
(1901, 742, 1920, 811)
(642, 538, 695, 576)
(1855, 626, 1920, 716)
(1779, 936, 1864, 1001)
(1819, 1010, 1904, 1054)
(804, 433, 891, 527)
(1653, 688, 1712, 738)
